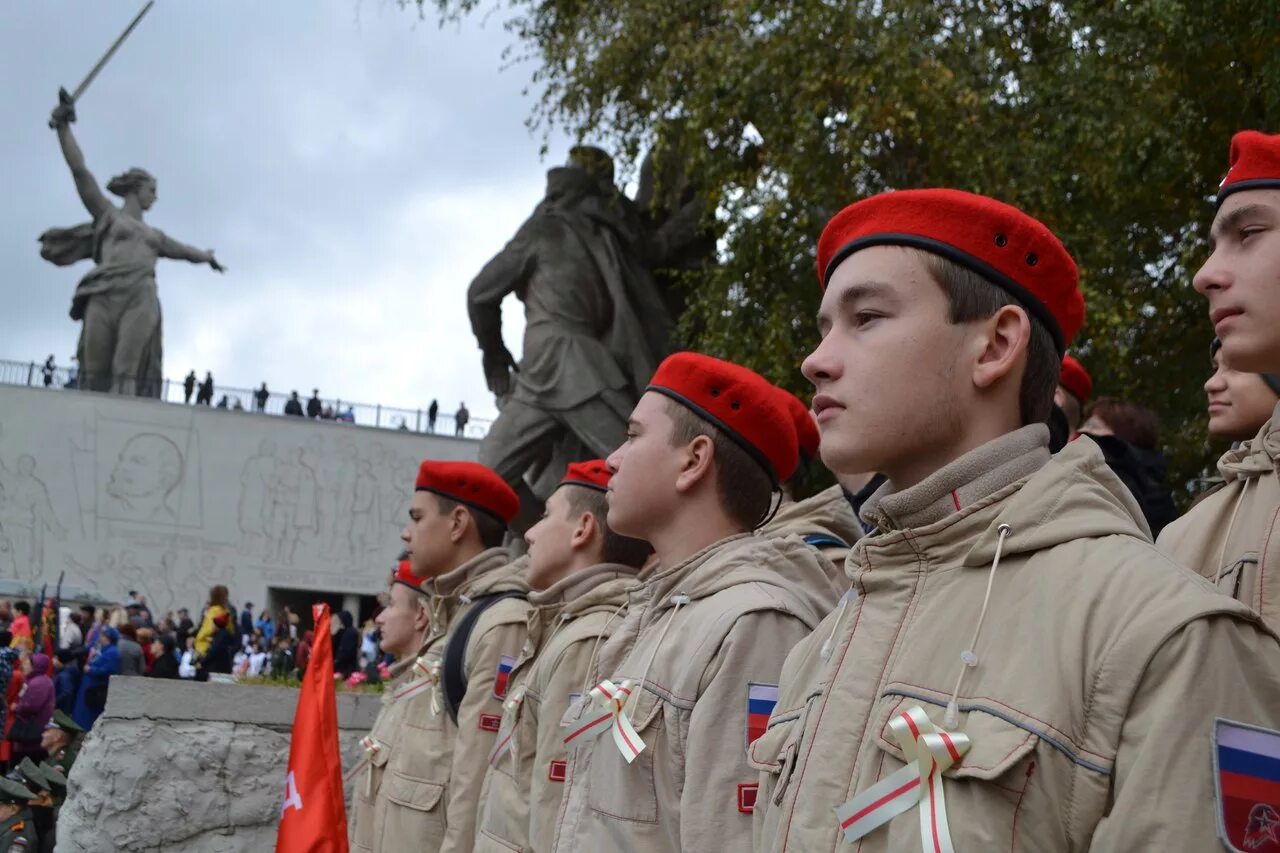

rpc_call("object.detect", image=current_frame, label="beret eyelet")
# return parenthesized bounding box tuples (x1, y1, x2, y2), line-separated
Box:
(730, 401, 741, 410)
(710, 387, 721, 397)
(1026, 253, 1038, 266)
(994, 234, 1008, 247)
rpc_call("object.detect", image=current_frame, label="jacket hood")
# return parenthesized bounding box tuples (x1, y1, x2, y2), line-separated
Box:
(1218, 405, 1280, 483)
(428, 547, 524, 599)
(647, 533, 838, 626)
(528, 563, 639, 614)
(963, 435, 1152, 567)
(760, 484, 862, 548)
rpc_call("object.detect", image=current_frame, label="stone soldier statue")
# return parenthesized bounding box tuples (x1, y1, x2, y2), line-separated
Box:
(40, 89, 224, 397)
(469, 147, 672, 529)
(0, 776, 35, 853)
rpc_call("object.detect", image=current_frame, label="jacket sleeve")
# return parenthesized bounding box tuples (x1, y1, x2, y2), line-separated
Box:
(439, 610, 530, 853)
(1090, 615, 1280, 849)
(682, 609, 815, 852)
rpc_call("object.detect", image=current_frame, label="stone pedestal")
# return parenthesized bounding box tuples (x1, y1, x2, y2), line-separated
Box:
(56, 677, 380, 852)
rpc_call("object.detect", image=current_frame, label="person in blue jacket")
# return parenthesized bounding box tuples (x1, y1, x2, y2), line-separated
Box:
(72, 627, 120, 730)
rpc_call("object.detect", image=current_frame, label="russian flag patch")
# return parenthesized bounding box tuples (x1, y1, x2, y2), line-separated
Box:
(746, 682, 779, 747)
(1214, 718, 1280, 851)
(494, 655, 516, 699)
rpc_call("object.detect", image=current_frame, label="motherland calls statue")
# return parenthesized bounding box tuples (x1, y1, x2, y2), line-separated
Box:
(468, 146, 676, 530)
(39, 90, 224, 398)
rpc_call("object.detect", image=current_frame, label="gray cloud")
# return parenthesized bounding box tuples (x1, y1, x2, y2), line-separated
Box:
(0, 0, 572, 421)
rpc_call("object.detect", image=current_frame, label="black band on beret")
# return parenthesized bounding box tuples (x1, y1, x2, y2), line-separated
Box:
(414, 486, 509, 526)
(1216, 178, 1280, 209)
(646, 385, 780, 486)
(556, 479, 608, 494)
(822, 233, 1067, 355)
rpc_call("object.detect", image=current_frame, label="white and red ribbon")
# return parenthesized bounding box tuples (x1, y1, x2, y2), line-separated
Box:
(357, 735, 385, 797)
(489, 690, 525, 767)
(562, 678, 645, 764)
(834, 705, 970, 851)
(393, 655, 442, 715)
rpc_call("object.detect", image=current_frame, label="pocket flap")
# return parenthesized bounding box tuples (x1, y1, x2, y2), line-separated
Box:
(747, 716, 795, 773)
(384, 770, 445, 812)
(624, 685, 665, 733)
(873, 696, 1036, 781)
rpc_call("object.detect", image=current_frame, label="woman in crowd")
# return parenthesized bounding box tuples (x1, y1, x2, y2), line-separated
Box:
(332, 610, 359, 678)
(73, 626, 119, 730)
(53, 649, 81, 714)
(148, 634, 179, 679)
(194, 585, 231, 657)
(201, 613, 235, 676)
(296, 630, 313, 677)
(178, 637, 198, 679)
(9, 653, 54, 763)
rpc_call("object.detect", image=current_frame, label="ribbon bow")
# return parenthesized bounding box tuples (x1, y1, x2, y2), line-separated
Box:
(834, 705, 971, 852)
(358, 735, 385, 797)
(562, 678, 645, 763)
(393, 656, 443, 715)
(489, 689, 525, 767)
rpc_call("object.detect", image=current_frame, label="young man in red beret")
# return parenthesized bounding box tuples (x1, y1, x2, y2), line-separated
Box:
(389, 460, 527, 853)
(551, 352, 840, 853)
(751, 188, 1280, 852)
(1056, 353, 1092, 433)
(759, 389, 862, 575)
(1160, 131, 1280, 634)
(349, 558, 431, 852)
(476, 460, 650, 853)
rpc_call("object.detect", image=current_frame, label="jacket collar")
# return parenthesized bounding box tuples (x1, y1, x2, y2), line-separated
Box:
(425, 547, 512, 600)
(528, 563, 639, 607)
(863, 425, 1050, 532)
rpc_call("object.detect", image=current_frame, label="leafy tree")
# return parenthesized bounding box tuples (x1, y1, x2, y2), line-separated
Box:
(415, 0, 1280, 502)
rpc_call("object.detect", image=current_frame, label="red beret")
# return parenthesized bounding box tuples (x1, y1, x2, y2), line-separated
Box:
(391, 560, 427, 595)
(559, 459, 611, 493)
(415, 460, 519, 525)
(213, 613, 229, 628)
(816, 189, 1083, 353)
(1217, 131, 1280, 208)
(647, 352, 798, 485)
(777, 389, 819, 463)
(1059, 355, 1092, 404)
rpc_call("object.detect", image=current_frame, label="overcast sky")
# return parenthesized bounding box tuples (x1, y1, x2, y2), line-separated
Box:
(1, 0, 570, 422)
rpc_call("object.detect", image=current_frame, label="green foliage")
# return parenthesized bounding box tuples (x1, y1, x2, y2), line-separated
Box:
(417, 0, 1280, 502)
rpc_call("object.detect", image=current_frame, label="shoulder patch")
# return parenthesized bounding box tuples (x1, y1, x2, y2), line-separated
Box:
(737, 783, 758, 814)
(747, 682, 779, 747)
(1214, 718, 1280, 851)
(548, 759, 567, 782)
(494, 655, 516, 699)
(479, 713, 502, 732)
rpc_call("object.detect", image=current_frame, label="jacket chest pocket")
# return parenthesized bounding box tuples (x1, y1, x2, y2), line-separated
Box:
(868, 696, 1046, 852)
(381, 768, 446, 847)
(747, 696, 814, 810)
(585, 687, 665, 824)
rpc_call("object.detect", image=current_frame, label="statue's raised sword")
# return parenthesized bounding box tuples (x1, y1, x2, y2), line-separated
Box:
(49, 1, 155, 127)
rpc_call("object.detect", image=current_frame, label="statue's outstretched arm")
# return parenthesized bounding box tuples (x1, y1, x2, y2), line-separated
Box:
(157, 232, 224, 272)
(50, 102, 111, 221)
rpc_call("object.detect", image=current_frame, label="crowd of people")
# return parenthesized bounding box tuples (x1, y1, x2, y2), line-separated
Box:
(329, 130, 1280, 853)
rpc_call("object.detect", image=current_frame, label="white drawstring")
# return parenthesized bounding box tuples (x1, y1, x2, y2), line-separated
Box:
(944, 523, 1011, 729)
(821, 588, 857, 660)
(580, 602, 630, 696)
(1214, 478, 1253, 587)
(627, 593, 689, 713)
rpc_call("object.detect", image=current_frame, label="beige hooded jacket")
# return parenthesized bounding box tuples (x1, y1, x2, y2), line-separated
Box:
(349, 656, 414, 852)
(551, 534, 840, 853)
(380, 547, 529, 853)
(752, 426, 1280, 852)
(759, 484, 862, 581)
(1158, 403, 1280, 631)
(476, 563, 640, 853)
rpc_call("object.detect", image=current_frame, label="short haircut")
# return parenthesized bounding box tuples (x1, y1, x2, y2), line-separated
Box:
(912, 250, 1059, 426)
(14, 602, 29, 616)
(1086, 397, 1160, 450)
(561, 485, 652, 568)
(435, 495, 507, 549)
(664, 398, 773, 529)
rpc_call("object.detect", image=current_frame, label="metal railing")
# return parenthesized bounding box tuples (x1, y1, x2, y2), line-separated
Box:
(1, 358, 491, 439)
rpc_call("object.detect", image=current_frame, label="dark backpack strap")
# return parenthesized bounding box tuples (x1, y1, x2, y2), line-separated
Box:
(442, 591, 527, 724)
(802, 533, 849, 550)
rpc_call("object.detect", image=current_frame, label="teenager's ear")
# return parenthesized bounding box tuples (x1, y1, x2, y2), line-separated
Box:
(972, 305, 1030, 391)
(674, 434, 716, 494)
(570, 511, 598, 551)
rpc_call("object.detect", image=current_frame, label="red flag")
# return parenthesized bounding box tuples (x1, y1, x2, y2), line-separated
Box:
(276, 603, 349, 853)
